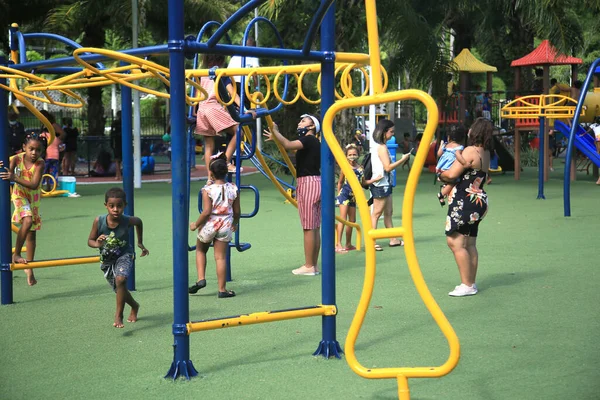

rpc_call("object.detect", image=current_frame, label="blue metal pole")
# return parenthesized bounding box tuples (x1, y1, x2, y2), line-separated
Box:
(537, 117, 545, 200)
(165, 0, 197, 380)
(120, 74, 136, 290)
(563, 58, 600, 216)
(0, 56, 14, 305)
(313, 0, 342, 359)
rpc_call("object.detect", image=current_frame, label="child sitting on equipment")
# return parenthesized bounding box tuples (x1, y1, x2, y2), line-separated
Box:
(0, 132, 46, 285)
(194, 53, 256, 178)
(189, 152, 240, 298)
(436, 126, 470, 206)
(87, 187, 149, 328)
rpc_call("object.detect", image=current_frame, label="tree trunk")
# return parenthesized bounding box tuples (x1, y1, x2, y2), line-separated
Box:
(82, 25, 106, 136)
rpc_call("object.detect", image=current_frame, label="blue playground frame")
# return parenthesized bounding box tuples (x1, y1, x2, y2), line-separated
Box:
(1, 0, 343, 379)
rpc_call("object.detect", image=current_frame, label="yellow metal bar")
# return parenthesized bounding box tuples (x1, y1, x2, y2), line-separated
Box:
(368, 227, 405, 240)
(187, 305, 337, 334)
(10, 256, 100, 271)
(365, 0, 383, 94)
(321, 90, 460, 390)
(11, 224, 19, 233)
(11, 247, 27, 253)
(334, 52, 371, 64)
(501, 94, 583, 119)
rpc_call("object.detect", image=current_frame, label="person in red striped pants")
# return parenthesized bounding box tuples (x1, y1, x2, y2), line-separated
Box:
(264, 114, 322, 276)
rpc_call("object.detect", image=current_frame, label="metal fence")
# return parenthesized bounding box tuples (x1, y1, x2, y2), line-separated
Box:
(15, 108, 168, 137)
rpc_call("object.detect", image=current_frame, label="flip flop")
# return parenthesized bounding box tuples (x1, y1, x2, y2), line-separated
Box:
(389, 240, 404, 247)
(335, 247, 348, 253)
(374, 244, 383, 251)
(218, 290, 236, 298)
(344, 245, 357, 251)
(188, 279, 206, 294)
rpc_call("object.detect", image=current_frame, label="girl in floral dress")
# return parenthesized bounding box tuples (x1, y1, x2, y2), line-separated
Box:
(440, 118, 491, 297)
(189, 153, 240, 298)
(0, 133, 46, 286)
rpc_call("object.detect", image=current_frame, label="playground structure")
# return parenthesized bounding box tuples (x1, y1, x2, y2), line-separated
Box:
(0, 1, 463, 399)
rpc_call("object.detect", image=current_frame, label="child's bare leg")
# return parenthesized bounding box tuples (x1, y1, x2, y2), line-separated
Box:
(13, 217, 32, 266)
(223, 126, 238, 163)
(125, 289, 139, 323)
(195, 240, 209, 282)
(336, 205, 348, 250)
(203, 136, 215, 175)
(114, 276, 132, 328)
(213, 240, 228, 292)
(345, 206, 357, 247)
(25, 231, 37, 286)
(441, 184, 454, 197)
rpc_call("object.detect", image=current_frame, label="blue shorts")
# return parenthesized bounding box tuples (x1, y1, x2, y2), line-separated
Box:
(101, 253, 133, 292)
(370, 185, 392, 199)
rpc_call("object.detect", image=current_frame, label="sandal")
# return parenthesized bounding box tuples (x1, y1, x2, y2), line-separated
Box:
(374, 244, 383, 252)
(218, 290, 236, 298)
(389, 240, 404, 247)
(188, 279, 206, 294)
(436, 192, 445, 207)
(335, 246, 348, 254)
(344, 245, 356, 251)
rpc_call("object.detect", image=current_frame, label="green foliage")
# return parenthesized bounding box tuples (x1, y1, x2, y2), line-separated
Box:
(521, 147, 539, 167)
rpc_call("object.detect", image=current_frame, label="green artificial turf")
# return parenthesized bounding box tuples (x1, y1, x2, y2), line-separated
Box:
(0, 167, 598, 400)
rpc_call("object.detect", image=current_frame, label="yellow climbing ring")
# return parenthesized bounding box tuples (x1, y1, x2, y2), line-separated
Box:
(214, 69, 237, 107)
(297, 65, 321, 105)
(273, 69, 301, 105)
(40, 174, 57, 194)
(0, 66, 85, 108)
(340, 64, 370, 98)
(244, 69, 271, 106)
(72, 48, 208, 105)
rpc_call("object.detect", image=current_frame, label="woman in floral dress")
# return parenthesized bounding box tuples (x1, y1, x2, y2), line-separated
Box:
(440, 118, 492, 297)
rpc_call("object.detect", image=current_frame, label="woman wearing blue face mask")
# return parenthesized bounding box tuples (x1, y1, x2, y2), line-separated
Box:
(264, 114, 321, 276)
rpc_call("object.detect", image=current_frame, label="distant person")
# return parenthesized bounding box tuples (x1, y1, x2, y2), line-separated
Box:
(227, 37, 259, 110)
(7, 110, 26, 155)
(88, 187, 149, 328)
(531, 68, 544, 94)
(90, 149, 117, 177)
(141, 149, 155, 174)
(110, 111, 123, 181)
(39, 110, 66, 190)
(401, 132, 412, 170)
(570, 80, 583, 104)
(61, 117, 79, 176)
(585, 117, 600, 185)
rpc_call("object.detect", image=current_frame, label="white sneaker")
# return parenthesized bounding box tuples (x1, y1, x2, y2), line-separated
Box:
(292, 265, 320, 276)
(448, 283, 478, 297)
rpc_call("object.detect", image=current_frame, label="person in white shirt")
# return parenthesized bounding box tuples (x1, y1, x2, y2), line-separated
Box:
(586, 117, 600, 185)
(227, 38, 259, 110)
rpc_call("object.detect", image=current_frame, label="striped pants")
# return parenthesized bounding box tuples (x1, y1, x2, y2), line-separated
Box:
(297, 175, 321, 230)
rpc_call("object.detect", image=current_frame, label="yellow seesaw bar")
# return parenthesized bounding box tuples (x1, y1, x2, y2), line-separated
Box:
(187, 305, 337, 334)
(10, 255, 100, 271)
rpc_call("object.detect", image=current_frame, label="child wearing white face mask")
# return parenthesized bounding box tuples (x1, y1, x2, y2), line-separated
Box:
(335, 143, 376, 252)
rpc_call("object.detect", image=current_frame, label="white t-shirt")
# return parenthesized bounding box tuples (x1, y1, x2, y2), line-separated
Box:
(370, 143, 390, 187)
(227, 55, 260, 83)
(590, 123, 600, 141)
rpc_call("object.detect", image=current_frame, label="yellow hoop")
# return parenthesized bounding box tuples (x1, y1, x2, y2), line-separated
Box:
(244, 69, 271, 106)
(297, 66, 321, 105)
(273, 69, 301, 106)
(41, 174, 57, 194)
(214, 70, 237, 107)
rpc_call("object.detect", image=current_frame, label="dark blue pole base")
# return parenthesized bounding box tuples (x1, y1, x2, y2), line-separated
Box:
(313, 340, 343, 359)
(164, 360, 198, 380)
(537, 193, 546, 200)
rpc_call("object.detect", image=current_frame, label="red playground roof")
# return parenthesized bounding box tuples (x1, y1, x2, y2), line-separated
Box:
(511, 40, 582, 67)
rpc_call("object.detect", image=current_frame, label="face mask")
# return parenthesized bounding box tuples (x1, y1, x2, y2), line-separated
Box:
(347, 155, 358, 161)
(297, 127, 310, 137)
(9, 120, 17, 125)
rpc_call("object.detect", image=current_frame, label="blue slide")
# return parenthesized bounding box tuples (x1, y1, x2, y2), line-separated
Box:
(554, 120, 600, 167)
